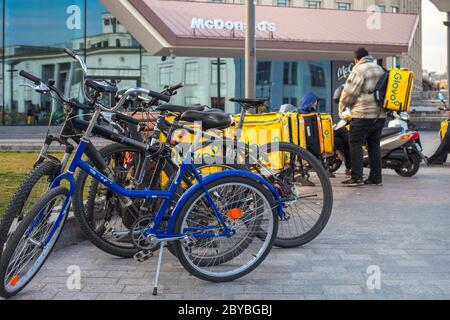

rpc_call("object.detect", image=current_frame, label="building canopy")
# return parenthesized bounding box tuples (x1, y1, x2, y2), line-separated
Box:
(102, 0, 419, 60)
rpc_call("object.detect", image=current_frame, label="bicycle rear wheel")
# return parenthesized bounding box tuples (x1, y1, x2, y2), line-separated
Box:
(0, 186, 69, 298)
(172, 176, 278, 282)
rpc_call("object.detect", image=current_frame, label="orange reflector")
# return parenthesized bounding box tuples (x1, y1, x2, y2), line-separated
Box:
(400, 134, 411, 140)
(9, 275, 20, 287)
(227, 208, 244, 220)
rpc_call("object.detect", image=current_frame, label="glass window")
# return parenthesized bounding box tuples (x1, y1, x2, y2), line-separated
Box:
(392, 6, 399, 13)
(256, 62, 271, 85)
(276, 0, 290, 6)
(185, 62, 199, 85)
(336, 2, 351, 10)
(211, 59, 226, 84)
(304, 1, 321, 8)
(283, 62, 298, 85)
(378, 5, 386, 12)
(159, 66, 173, 86)
(86, 2, 141, 108)
(291, 62, 298, 85)
(310, 64, 326, 87)
(185, 96, 198, 106)
(283, 62, 290, 85)
(3, 0, 85, 125)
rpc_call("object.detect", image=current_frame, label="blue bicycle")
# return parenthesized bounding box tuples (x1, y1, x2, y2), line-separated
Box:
(0, 73, 282, 298)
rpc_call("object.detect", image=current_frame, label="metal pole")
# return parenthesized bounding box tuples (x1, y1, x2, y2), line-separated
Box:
(447, 12, 450, 107)
(217, 57, 221, 109)
(245, 0, 256, 99)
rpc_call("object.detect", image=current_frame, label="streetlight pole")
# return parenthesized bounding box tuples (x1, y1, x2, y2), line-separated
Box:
(245, 0, 256, 99)
(430, 1, 450, 106)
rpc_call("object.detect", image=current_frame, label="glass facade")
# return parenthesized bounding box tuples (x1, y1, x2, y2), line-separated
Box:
(0, 0, 332, 126)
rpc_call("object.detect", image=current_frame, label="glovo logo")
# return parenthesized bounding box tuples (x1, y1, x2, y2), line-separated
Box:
(389, 72, 403, 108)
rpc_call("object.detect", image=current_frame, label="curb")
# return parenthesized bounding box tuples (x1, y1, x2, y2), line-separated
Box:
(0, 139, 110, 152)
(54, 215, 86, 251)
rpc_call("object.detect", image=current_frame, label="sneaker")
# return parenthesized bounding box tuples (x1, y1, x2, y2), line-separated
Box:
(428, 159, 445, 165)
(345, 169, 352, 177)
(341, 178, 364, 187)
(300, 178, 316, 187)
(364, 179, 383, 186)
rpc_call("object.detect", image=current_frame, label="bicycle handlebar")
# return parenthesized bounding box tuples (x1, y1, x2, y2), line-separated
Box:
(167, 82, 184, 92)
(64, 47, 77, 59)
(19, 70, 41, 84)
(148, 90, 171, 103)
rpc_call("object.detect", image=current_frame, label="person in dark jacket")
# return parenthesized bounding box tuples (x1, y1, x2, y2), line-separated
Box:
(338, 48, 386, 187)
(428, 129, 450, 165)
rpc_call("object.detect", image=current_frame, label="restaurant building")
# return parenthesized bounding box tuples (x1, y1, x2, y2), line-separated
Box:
(0, 0, 420, 125)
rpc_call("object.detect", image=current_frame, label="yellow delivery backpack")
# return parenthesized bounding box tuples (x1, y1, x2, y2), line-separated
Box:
(382, 68, 415, 112)
(298, 113, 335, 157)
(440, 120, 449, 141)
(282, 113, 306, 149)
(225, 113, 289, 169)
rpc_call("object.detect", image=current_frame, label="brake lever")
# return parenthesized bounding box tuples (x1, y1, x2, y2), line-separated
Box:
(19, 83, 37, 90)
(20, 82, 51, 94)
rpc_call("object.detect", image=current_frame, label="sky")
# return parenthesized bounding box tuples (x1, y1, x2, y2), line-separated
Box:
(422, 0, 448, 73)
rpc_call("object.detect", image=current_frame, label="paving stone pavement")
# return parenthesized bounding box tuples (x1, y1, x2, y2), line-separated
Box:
(3, 131, 450, 300)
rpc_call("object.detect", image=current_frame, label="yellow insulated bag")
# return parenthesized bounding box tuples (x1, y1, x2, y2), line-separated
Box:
(382, 68, 415, 112)
(440, 120, 449, 141)
(227, 113, 287, 146)
(282, 113, 306, 149)
(298, 113, 335, 157)
(320, 114, 334, 156)
(226, 113, 288, 169)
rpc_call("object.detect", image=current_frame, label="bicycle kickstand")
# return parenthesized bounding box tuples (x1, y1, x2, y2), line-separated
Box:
(153, 241, 166, 296)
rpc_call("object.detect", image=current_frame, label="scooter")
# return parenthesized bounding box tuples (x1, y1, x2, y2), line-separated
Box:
(327, 87, 426, 177)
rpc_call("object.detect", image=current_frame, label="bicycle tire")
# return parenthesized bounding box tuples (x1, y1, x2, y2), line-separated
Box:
(0, 186, 69, 298)
(262, 142, 333, 248)
(172, 176, 278, 282)
(0, 161, 59, 259)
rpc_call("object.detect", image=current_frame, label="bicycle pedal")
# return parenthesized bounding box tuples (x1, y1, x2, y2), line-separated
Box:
(133, 250, 153, 263)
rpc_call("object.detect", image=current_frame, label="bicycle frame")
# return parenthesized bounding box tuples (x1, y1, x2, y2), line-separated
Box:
(33, 109, 282, 248)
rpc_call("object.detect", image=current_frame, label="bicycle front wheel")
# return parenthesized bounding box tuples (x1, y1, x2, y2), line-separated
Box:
(0, 186, 69, 298)
(0, 161, 59, 259)
(172, 176, 278, 282)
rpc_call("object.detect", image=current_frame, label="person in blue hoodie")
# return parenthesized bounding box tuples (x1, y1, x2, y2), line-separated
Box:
(299, 92, 319, 114)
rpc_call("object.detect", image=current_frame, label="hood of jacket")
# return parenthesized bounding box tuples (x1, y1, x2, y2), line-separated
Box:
(299, 92, 319, 114)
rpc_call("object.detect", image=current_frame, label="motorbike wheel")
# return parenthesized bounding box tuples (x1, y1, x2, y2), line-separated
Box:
(394, 152, 421, 177)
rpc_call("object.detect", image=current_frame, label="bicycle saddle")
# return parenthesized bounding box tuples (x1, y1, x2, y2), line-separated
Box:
(181, 110, 231, 130)
(156, 104, 205, 113)
(85, 79, 118, 94)
(229, 98, 268, 106)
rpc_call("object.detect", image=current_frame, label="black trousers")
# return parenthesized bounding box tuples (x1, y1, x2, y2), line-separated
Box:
(334, 127, 351, 170)
(349, 118, 386, 182)
(430, 129, 450, 162)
